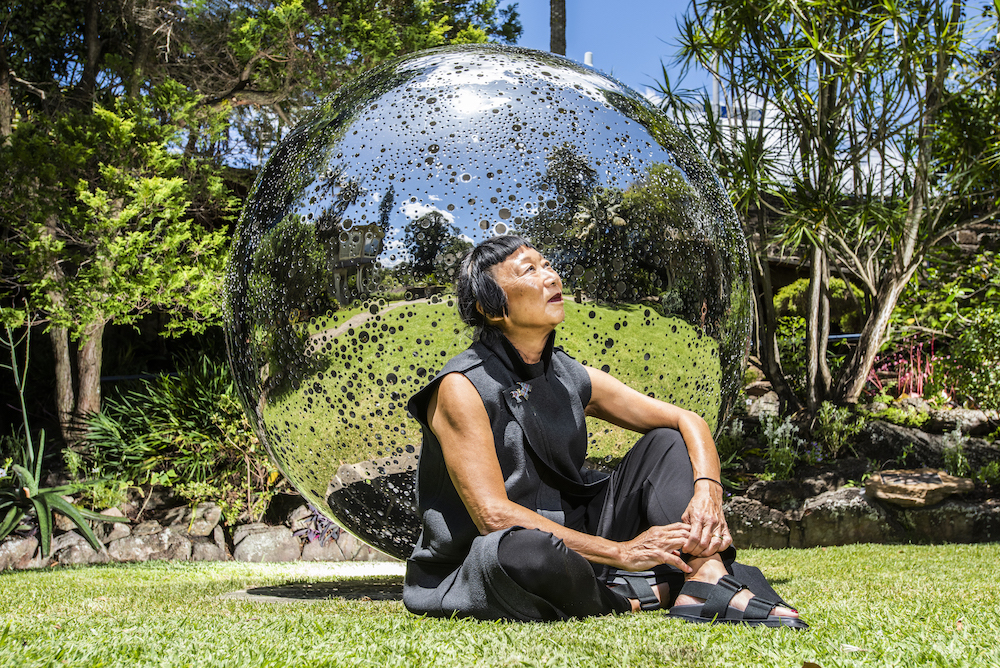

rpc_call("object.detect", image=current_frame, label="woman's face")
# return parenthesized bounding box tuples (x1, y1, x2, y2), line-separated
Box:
(489, 246, 565, 335)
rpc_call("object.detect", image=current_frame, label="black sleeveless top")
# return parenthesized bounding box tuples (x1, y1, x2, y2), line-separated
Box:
(404, 332, 609, 574)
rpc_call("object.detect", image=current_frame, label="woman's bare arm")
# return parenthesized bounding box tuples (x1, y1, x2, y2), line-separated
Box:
(584, 366, 732, 556)
(428, 372, 692, 573)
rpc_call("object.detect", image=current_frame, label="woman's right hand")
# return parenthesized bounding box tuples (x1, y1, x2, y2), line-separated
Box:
(616, 522, 693, 573)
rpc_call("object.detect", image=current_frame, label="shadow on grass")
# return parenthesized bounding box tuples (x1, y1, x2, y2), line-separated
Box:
(235, 576, 403, 602)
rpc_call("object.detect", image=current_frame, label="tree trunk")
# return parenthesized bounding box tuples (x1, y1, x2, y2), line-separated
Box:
(805, 239, 831, 412)
(750, 209, 802, 412)
(550, 0, 566, 55)
(126, 11, 151, 100)
(74, 319, 106, 428)
(76, 0, 103, 106)
(49, 325, 77, 447)
(0, 50, 11, 141)
(834, 267, 918, 403)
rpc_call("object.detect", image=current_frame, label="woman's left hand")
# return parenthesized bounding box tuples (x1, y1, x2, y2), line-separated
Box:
(680, 483, 732, 557)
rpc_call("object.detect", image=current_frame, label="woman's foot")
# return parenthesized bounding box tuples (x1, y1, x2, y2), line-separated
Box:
(674, 555, 798, 618)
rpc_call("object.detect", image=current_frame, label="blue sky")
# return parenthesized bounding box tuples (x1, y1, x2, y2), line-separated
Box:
(501, 0, 712, 97)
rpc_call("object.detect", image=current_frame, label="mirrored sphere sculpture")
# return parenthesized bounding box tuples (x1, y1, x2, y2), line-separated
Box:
(225, 45, 752, 559)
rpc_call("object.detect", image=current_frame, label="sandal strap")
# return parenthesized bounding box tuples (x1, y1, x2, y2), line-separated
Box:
(743, 594, 780, 620)
(620, 575, 660, 611)
(678, 575, 745, 620)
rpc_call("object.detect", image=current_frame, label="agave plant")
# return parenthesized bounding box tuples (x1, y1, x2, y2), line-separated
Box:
(1, 320, 128, 557)
(0, 431, 128, 556)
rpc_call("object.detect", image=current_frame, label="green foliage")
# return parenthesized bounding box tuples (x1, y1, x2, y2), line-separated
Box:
(941, 428, 971, 478)
(776, 315, 807, 397)
(714, 419, 744, 483)
(893, 251, 1000, 337)
(775, 278, 865, 333)
(868, 404, 930, 429)
(1, 325, 127, 556)
(402, 211, 464, 279)
(1, 102, 231, 339)
(814, 401, 865, 458)
(82, 354, 279, 521)
(759, 414, 802, 480)
(976, 461, 1000, 486)
(939, 308, 1000, 410)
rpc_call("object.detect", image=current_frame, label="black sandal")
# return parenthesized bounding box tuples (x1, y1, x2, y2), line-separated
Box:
(615, 574, 661, 611)
(665, 575, 808, 629)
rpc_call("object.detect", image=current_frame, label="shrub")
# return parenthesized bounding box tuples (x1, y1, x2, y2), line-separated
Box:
(814, 401, 866, 457)
(976, 461, 1000, 486)
(83, 354, 279, 521)
(774, 277, 865, 332)
(868, 404, 929, 429)
(760, 414, 802, 480)
(940, 308, 1000, 410)
(941, 427, 971, 478)
(715, 419, 745, 482)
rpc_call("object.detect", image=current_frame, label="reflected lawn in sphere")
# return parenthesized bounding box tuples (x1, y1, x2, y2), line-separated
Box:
(262, 297, 722, 518)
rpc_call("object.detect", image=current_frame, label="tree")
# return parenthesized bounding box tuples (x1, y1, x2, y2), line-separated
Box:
(550, 0, 566, 55)
(0, 102, 231, 445)
(665, 0, 1000, 408)
(403, 211, 463, 280)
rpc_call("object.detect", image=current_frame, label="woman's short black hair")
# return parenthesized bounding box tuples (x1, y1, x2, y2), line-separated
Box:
(456, 235, 534, 343)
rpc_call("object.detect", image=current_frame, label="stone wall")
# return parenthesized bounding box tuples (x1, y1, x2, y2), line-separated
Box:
(0, 495, 397, 572)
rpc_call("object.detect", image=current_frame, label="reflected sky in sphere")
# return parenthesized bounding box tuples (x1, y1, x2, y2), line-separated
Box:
(224, 45, 752, 559)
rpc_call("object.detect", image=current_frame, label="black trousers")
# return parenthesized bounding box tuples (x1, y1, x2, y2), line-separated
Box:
(497, 427, 709, 618)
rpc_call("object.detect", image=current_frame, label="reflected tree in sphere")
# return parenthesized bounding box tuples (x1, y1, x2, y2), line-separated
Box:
(224, 45, 752, 559)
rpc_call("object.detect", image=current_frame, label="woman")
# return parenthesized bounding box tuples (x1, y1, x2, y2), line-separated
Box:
(403, 235, 805, 627)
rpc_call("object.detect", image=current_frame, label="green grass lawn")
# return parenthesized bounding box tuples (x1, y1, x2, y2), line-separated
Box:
(2, 543, 998, 667)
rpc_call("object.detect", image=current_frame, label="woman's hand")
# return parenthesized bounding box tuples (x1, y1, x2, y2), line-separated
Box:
(681, 482, 732, 557)
(616, 522, 693, 572)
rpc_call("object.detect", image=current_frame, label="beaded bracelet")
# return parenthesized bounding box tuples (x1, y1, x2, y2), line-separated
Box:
(693, 477, 724, 489)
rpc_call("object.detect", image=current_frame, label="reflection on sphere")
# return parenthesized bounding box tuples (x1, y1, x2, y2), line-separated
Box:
(224, 45, 752, 559)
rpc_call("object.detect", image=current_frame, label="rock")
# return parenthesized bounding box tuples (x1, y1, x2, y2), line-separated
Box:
(745, 480, 808, 511)
(51, 531, 110, 566)
(859, 420, 1000, 471)
(53, 513, 77, 533)
(190, 538, 227, 562)
(213, 525, 231, 559)
(132, 520, 164, 536)
(108, 527, 192, 562)
(745, 380, 773, 397)
(333, 529, 370, 560)
(724, 497, 790, 549)
(301, 538, 347, 562)
(799, 458, 871, 496)
(232, 525, 301, 562)
(287, 504, 313, 533)
(959, 438, 1000, 472)
(95, 508, 131, 544)
(139, 485, 178, 512)
(747, 391, 779, 418)
(0, 536, 39, 571)
(865, 468, 974, 508)
(264, 493, 307, 526)
(857, 421, 941, 468)
(790, 487, 901, 548)
(232, 522, 269, 546)
(924, 409, 994, 436)
(899, 395, 932, 413)
(891, 499, 1000, 543)
(162, 503, 222, 537)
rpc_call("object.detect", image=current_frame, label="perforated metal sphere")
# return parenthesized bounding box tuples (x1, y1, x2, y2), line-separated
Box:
(224, 45, 752, 559)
